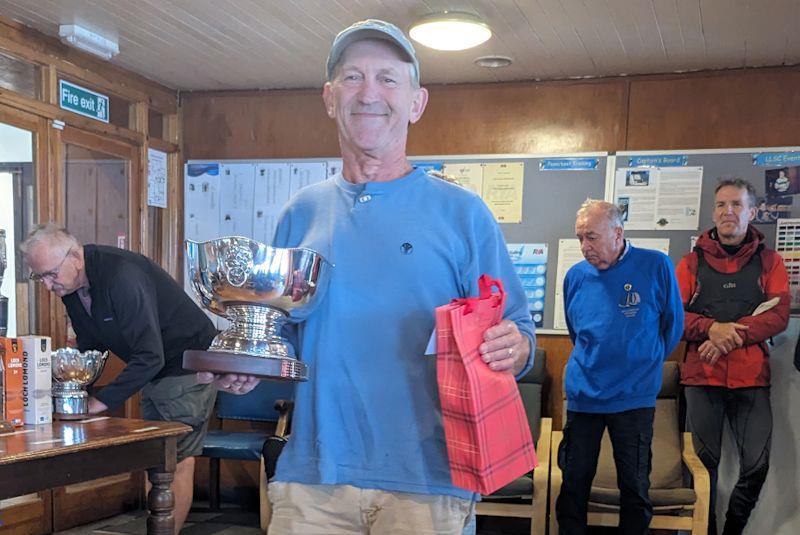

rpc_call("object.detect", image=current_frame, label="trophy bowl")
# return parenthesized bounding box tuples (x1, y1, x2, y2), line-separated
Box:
(51, 348, 108, 420)
(182, 237, 332, 381)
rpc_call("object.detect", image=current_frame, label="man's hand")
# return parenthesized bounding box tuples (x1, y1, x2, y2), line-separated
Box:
(87, 397, 108, 414)
(197, 372, 260, 395)
(707, 321, 749, 354)
(698, 340, 724, 365)
(479, 320, 530, 375)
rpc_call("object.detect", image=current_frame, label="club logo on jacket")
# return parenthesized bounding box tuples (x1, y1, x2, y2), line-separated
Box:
(723, 282, 736, 289)
(619, 283, 641, 317)
(401, 242, 414, 255)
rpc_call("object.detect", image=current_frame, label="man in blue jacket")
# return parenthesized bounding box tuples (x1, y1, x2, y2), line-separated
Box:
(557, 199, 684, 534)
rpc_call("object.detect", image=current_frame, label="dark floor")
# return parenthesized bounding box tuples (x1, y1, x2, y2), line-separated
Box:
(54, 509, 522, 535)
(52, 504, 641, 534)
(53, 506, 261, 535)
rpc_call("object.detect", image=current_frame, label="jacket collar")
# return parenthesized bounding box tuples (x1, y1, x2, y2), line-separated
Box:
(696, 225, 763, 260)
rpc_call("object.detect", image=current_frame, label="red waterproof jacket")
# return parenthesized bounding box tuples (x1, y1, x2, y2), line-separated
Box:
(676, 226, 790, 387)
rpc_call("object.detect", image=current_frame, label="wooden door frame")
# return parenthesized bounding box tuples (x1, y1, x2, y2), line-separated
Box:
(53, 126, 142, 350)
(0, 103, 55, 532)
(60, 125, 143, 254)
(0, 102, 53, 340)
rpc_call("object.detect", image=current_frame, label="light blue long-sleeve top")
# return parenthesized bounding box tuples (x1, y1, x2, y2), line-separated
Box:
(271, 168, 535, 498)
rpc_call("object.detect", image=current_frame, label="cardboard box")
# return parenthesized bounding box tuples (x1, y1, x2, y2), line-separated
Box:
(0, 337, 24, 426)
(20, 336, 52, 425)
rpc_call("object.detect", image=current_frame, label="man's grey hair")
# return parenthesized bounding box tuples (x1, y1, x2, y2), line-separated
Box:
(19, 223, 80, 255)
(328, 39, 420, 89)
(715, 176, 757, 208)
(577, 199, 625, 229)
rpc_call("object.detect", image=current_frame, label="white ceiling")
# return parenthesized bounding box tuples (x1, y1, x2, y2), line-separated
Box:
(1, 0, 799, 91)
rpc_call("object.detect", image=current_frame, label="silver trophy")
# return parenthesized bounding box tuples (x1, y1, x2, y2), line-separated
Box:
(182, 237, 332, 381)
(0, 229, 8, 337)
(51, 348, 108, 420)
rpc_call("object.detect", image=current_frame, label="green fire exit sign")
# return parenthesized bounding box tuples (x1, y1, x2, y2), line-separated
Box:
(59, 80, 109, 123)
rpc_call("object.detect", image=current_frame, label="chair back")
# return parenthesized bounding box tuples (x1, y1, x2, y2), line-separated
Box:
(216, 380, 295, 422)
(562, 361, 683, 490)
(518, 348, 547, 443)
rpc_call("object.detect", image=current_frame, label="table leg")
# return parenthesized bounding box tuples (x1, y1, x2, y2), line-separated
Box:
(147, 468, 175, 535)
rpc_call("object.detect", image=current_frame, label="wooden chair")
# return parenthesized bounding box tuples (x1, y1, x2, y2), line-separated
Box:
(549, 361, 710, 535)
(259, 398, 292, 533)
(476, 348, 552, 535)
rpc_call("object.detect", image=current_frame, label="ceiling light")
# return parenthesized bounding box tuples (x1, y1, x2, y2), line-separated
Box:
(409, 12, 491, 51)
(475, 55, 513, 68)
(58, 24, 119, 60)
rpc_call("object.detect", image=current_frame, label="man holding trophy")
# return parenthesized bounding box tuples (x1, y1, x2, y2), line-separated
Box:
(202, 20, 536, 534)
(21, 224, 217, 533)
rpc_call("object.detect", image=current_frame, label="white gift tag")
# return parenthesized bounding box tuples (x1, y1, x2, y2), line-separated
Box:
(425, 328, 437, 356)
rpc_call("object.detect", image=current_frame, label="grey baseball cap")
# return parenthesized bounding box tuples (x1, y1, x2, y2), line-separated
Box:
(326, 19, 420, 83)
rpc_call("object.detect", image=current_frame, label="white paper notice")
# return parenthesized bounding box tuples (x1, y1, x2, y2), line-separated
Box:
(615, 166, 703, 230)
(615, 168, 656, 230)
(184, 165, 220, 242)
(183, 162, 221, 326)
(442, 162, 484, 197)
(629, 238, 670, 255)
(553, 239, 586, 331)
(655, 167, 702, 230)
(483, 162, 524, 223)
(253, 163, 291, 245)
(219, 163, 256, 238)
(290, 162, 327, 197)
(147, 148, 167, 208)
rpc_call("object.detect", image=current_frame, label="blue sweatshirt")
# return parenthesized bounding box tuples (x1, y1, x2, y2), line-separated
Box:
(564, 243, 683, 413)
(271, 168, 535, 499)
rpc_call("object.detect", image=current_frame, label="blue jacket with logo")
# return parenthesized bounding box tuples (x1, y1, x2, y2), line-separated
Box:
(563, 243, 683, 413)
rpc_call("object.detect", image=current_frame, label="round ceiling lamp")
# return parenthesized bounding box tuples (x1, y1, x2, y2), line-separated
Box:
(409, 12, 492, 51)
(475, 55, 513, 68)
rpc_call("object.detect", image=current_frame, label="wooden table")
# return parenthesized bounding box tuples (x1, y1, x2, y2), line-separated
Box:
(0, 417, 190, 535)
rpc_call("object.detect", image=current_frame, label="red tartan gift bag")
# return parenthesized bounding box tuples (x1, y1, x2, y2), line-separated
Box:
(435, 274, 538, 495)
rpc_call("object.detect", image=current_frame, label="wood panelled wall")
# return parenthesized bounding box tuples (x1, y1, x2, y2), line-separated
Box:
(181, 65, 800, 431)
(627, 69, 800, 149)
(183, 66, 800, 162)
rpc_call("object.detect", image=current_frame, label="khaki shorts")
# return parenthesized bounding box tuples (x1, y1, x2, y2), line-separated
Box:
(267, 482, 474, 535)
(140, 374, 216, 462)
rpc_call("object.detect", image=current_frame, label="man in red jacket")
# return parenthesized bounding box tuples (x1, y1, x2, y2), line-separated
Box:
(676, 177, 790, 535)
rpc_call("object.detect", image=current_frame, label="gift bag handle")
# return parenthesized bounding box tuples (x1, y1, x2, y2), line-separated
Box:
(478, 274, 504, 300)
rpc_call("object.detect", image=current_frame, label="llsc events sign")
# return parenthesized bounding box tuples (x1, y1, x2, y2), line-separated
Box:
(59, 80, 109, 123)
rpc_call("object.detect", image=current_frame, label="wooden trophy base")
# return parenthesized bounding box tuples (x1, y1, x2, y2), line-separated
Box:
(183, 350, 308, 381)
(53, 412, 89, 421)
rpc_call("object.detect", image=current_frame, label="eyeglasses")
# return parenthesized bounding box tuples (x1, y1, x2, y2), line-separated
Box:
(29, 248, 72, 283)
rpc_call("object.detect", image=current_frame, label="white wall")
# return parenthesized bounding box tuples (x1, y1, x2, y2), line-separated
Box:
(0, 121, 31, 337)
(0, 123, 32, 163)
(0, 172, 17, 337)
(717, 318, 800, 534)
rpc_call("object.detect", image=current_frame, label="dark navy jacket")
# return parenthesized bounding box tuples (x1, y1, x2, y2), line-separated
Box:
(63, 245, 216, 410)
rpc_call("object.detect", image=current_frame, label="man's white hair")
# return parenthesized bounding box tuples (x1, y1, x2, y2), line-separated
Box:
(577, 199, 625, 229)
(19, 222, 80, 255)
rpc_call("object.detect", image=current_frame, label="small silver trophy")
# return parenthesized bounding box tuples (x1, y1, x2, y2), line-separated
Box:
(182, 237, 332, 381)
(51, 348, 108, 420)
